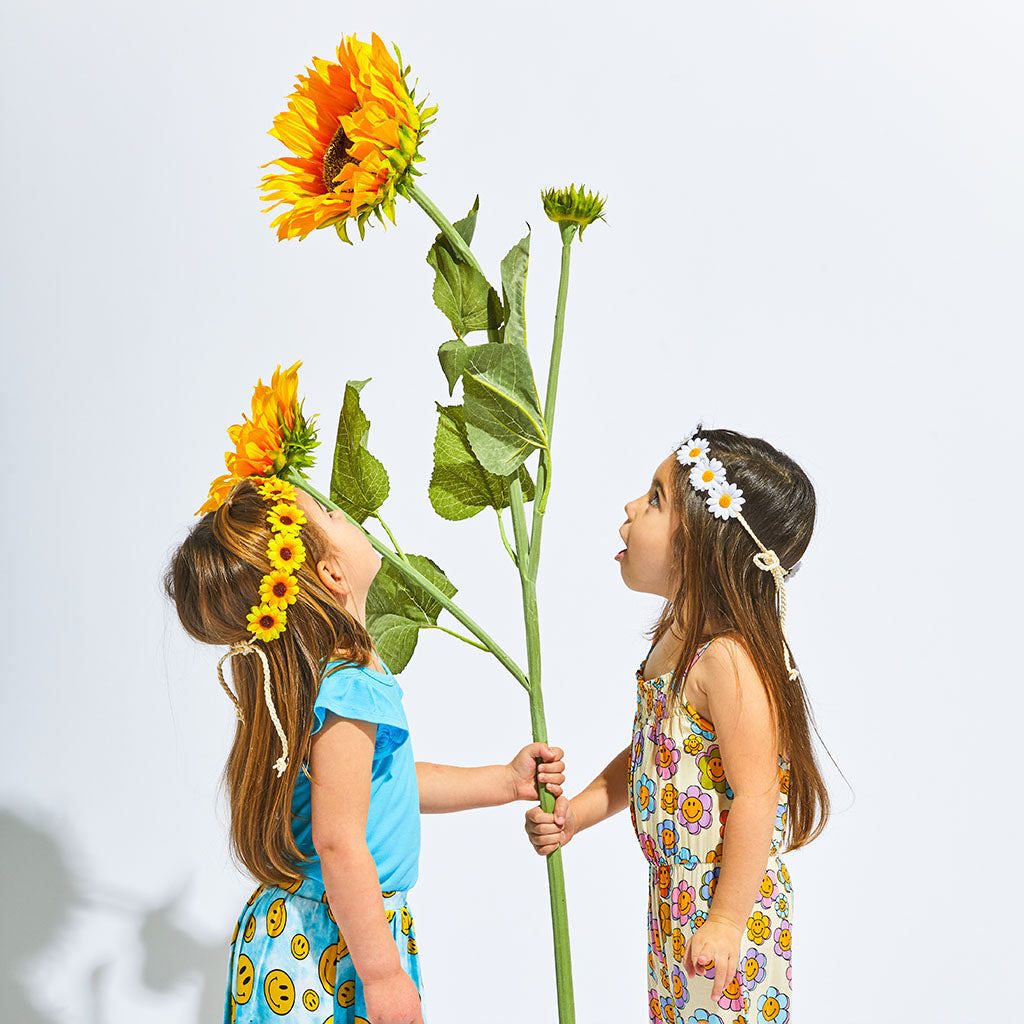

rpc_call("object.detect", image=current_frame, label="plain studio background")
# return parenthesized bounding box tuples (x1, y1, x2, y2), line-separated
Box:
(2, 1, 1021, 1021)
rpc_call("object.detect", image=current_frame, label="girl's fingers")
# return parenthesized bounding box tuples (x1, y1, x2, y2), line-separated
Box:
(552, 794, 569, 825)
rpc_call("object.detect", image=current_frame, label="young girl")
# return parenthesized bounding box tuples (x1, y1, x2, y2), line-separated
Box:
(167, 476, 565, 1024)
(526, 428, 828, 1023)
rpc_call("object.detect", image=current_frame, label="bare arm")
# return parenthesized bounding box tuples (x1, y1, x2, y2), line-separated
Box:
(525, 744, 630, 854)
(683, 639, 780, 1002)
(417, 743, 565, 813)
(310, 714, 423, 1024)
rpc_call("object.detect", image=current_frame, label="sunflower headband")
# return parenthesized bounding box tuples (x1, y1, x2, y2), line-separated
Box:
(216, 476, 307, 777)
(675, 436, 800, 682)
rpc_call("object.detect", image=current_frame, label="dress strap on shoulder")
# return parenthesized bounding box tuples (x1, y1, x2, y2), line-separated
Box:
(684, 638, 716, 675)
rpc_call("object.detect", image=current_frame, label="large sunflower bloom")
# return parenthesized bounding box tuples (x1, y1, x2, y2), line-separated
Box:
(261, 33, 437, 242)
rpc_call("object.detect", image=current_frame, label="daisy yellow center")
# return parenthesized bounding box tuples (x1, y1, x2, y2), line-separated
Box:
(702, 470, 714, 482)
(323, 126, 356, 192)
(719, 495, 731, 507)
(689, 447, 700, 457)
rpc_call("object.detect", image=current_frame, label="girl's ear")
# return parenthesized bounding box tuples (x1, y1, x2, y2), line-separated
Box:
(316, 556, 352, 603)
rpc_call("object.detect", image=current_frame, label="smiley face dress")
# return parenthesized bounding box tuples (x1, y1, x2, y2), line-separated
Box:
(629, 639, 794, 1024)
(225, 661, 424, 1024)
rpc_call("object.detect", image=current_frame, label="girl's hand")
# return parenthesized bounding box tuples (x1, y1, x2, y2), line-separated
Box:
(525, 794, 577, 855)
(683, 915, 744, 1004)
(363, 968, 423, 1024)
(508, 742, 565, 802)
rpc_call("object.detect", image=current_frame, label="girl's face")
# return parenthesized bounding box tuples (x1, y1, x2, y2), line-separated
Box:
(616, 454, 679, 598)
(294, 490, 381, 618)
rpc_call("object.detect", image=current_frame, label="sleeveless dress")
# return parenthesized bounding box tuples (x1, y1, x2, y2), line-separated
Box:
(629, 638, 794, 1024)
(225, 660, 424, 1024)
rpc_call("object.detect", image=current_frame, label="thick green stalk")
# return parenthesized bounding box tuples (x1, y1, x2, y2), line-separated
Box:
(285, 471, 529, 692)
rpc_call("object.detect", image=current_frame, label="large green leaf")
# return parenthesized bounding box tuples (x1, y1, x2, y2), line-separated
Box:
(329, 379, 389, 524)
(365, 554, 458, 673)
(452, 195, 479, 245)
(462, 343, 549, 476)
(429, 404, 536, 521)
(500, 231, 531, 347)
(437, 339, 470, 396)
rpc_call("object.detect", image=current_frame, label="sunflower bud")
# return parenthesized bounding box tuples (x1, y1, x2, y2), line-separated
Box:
(540, 184, 606, 239)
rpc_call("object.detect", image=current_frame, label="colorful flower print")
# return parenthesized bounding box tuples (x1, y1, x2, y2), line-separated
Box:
(774, 894, 790, 919)
(661, 783, 681, 815)
(716, 974, 745, 1012)
(742, 947, 767, 987)
(689, 718, 716, 742)
(756, 987, 789, 1023)
(719, 808, 729, 838)
(683, 734, 704, 755)
(671, 965, 689, 1008)
(671, 927, 687, 963)
(676, 846, 699, 870)
(662, 997, 680, 1024)
(756, 871, 777, 909)
(687, 1010, 725, 1024)
(777, 861, 791, 893)
(660, 962, 671, 992)
(699, 867, 720, 903)
(746, 912, 772, 945)
(773, 921, 792, 960)
(678, 786, 713, 834)
(690, 909, 708, 934)
(778, 767, 790, 795)
(649, 989, 664, 1021)
(655, 734, 682, 779)
(640, 833, 658, 864)
(671, 880, 697, 925)
(697, 745, 730, 793)
(636, 774, 657, 821)
(774, 804, 788, 832)
(632, 731, 644, 770)
(645, 688, 656, 716)
(658, 900, 673, 944)
(706, 843, 724, 865)
(657, 863, 673, 899)
(654, 692, 667, 724)
(659, 819, 681, 859)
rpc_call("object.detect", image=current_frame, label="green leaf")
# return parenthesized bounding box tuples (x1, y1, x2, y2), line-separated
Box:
(365, 554, 458, 673)
(429, 404, 536, 521)
(452, 195, 480, 246)
(437, 339, 470, 395)
(329, 379, 390, 524)
(500, 230, 530, 347)
(462, 343, 549, 476)
(426, 242, 503, 338)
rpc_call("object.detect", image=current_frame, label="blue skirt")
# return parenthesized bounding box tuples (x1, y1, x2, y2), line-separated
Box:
(225, 879, 424, 1023)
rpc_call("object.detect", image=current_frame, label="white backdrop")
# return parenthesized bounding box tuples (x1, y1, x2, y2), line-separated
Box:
(3, 2, 1021, 1021)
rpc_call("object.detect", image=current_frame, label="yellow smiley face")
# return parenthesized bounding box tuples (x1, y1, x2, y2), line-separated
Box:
(235, 954, 254, 1004)
(658, 900, 672, 938)
(301, 989, 319, 1012)
(337, 935, 350, 960)
(337, 980, 356, 1008)
(657, 865, 671, 897)
(722, 976, 741, 999)
(681, 797, 703, 823)
(290, 933, 309, 959)
(762, 996, 781, 1020)
(760, 874, 774, 900)
(319, 943, 338, 994)
(266, 898, 287, 938)
(263, 970, 295, 1016)
(243, 916, 256, 943)
(408, 935, 417, 955)
(246, 885, 264, 906)
(671, 966, 686, 999)
(671, 928, 685, 963)
(281, 877, 302, 893)
(745, 955, 759, 981)
(400, 907, 413, 936)
(778, 928, 791, 952)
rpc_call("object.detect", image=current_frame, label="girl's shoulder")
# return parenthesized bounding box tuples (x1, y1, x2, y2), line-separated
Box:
(687, 634, 760, 698)
(312, 660, 408, 747)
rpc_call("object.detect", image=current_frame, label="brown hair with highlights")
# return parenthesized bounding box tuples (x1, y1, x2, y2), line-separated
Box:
(165, 478, 374, 886)
(652, 427, 830, 850)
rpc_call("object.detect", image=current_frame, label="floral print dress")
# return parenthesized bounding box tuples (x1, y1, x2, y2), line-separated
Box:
(629, 638, 794, 1024)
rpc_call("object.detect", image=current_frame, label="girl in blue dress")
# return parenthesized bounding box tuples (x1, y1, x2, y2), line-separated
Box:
(168, 476, 564, 1024)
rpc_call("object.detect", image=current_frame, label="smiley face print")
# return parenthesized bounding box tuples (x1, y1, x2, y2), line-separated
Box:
(302, 989, 320, 1012)
(337, 980, 356, 1008)
(266, 898, 287, 938)
(263, 969, 295, 1015)
(235, 954, 254, 1004)
(290, 933, 309, 959)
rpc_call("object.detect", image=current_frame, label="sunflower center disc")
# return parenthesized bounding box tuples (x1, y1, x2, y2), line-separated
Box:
(322, 127, 355, 191)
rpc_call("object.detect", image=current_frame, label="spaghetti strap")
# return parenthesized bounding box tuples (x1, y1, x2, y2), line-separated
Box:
(679, 637, 716, 703)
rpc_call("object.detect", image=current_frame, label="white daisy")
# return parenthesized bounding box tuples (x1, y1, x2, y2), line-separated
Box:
(706, 482, 745, 519)
(689, 457, 727, 492)
(675, 437, 710, 466)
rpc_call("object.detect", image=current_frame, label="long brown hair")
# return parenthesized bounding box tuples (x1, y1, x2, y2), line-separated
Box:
(165, 478, 375, 886)
(652, 427, 830, 850)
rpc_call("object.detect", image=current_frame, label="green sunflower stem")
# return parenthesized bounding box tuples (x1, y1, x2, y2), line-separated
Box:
(284, 471, 529, 693)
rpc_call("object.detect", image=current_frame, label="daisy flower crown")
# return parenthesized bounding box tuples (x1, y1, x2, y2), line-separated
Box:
(215, 475, 306, 777)
(675, 435, 801, 681)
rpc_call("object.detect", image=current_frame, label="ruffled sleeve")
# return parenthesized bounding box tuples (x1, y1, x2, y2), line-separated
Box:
(312, 664, 409, 755)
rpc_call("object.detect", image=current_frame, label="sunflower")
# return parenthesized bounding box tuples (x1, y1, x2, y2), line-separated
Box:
(261, 33, 437, 242)
(247, 603, 288, 642)
(267, 502, 306, 533)
(260, 571, 300, 609)
(267, 533, 307, 571)
(258, 478, 297, 503)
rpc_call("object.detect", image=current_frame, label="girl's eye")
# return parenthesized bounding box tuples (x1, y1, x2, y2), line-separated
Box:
(649, 491, 660, 507)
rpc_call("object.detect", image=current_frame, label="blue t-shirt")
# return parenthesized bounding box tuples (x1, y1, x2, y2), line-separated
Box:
(291, 660, 420, 892)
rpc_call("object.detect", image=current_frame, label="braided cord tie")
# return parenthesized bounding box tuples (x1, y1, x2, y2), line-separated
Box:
(216, 640, 290, 776)
(736, 513, 800, 682)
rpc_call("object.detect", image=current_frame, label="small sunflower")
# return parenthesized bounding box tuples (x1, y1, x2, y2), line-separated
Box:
(261, 33, 437, 242)
(706, 483, 745, 520)
(247, 603, 288, 642)
(676, 437, 710, 466)
(258, 478, 297, 503)
(689, 457, 727, 493)
(267, 533, 307, 571)
(268, 502, 306, 533)
(541, 184, 606, 237)
(260, 571, 300, 609)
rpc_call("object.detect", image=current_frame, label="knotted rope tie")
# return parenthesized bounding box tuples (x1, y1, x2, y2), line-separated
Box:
(737, 514, 800, 682)
(216, 640, 290, 777)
